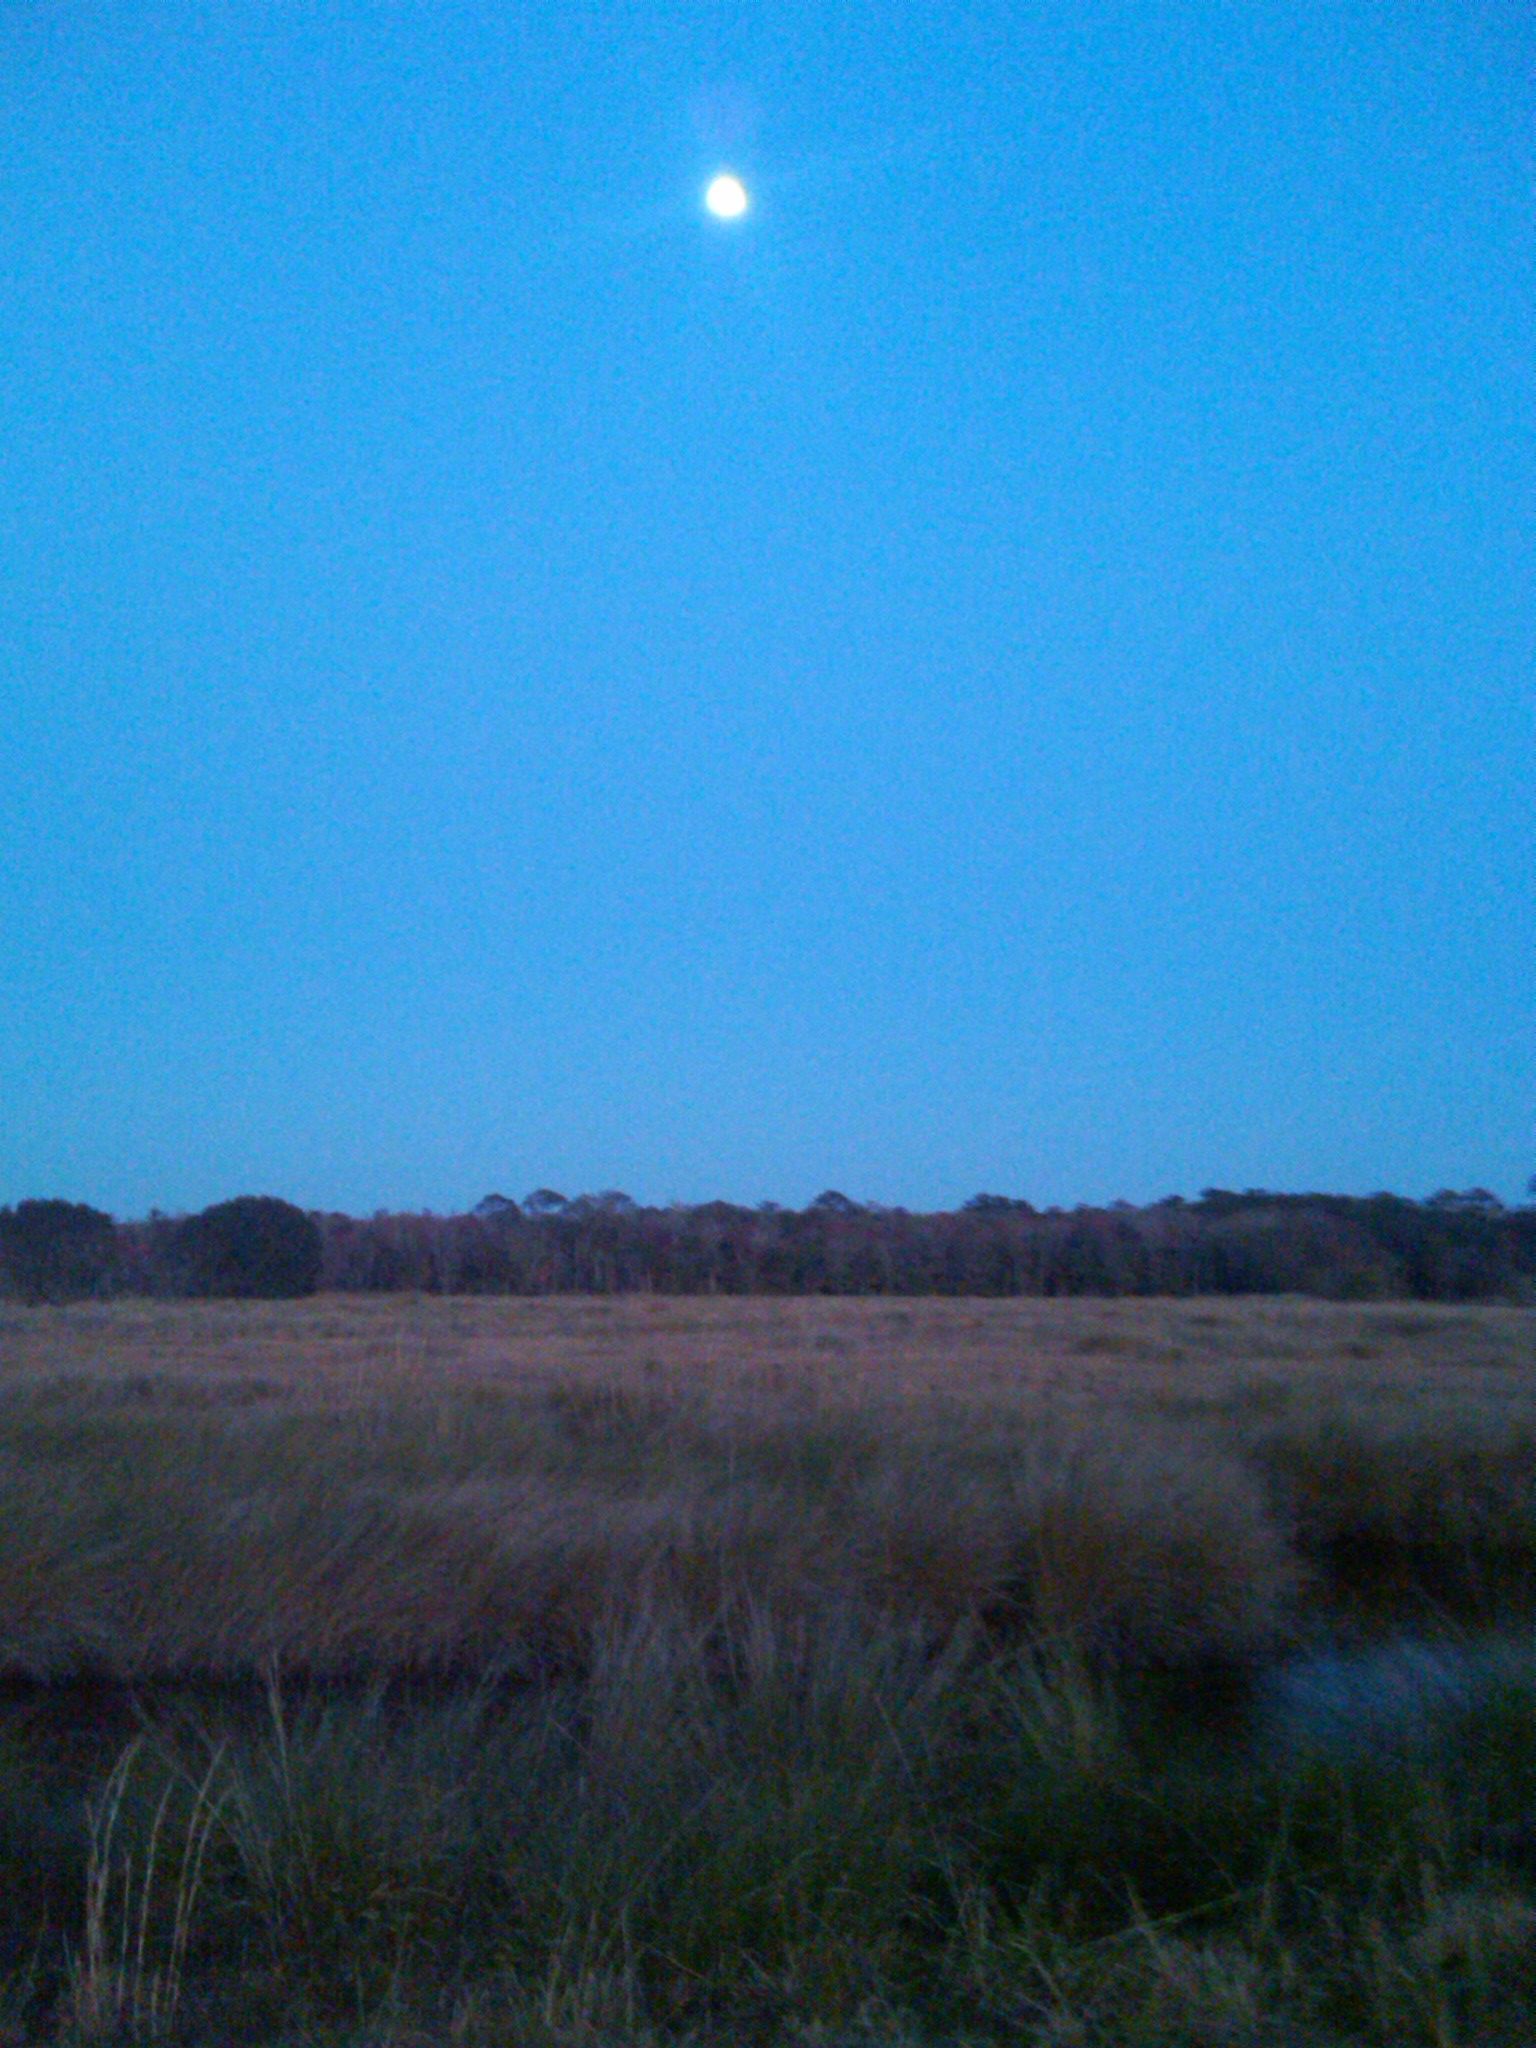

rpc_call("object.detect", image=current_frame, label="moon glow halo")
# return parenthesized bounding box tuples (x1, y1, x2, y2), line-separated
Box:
(705, 173, 749, 220)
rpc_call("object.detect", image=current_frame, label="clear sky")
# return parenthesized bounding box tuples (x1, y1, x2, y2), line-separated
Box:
(3, 2, 1532, 1218)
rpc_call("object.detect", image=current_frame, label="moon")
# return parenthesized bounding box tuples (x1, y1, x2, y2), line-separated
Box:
(704, 173, 749, 221)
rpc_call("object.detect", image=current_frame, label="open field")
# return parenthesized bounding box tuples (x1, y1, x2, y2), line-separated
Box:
(1, 1294, 1535, 2043)
(3, 1293, 1535, 1681)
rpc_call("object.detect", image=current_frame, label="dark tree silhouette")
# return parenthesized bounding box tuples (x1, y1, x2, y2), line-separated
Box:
(176, 1196, 322, 1298)
(8, 1181, 1534, 1304)
(0, 1199, 117, 1302)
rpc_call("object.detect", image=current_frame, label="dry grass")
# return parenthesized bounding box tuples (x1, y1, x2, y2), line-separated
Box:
(66, 1738, 225, 2040)
(2, 1295, 1535, 2043)
(0, 1294, 1531, 1681)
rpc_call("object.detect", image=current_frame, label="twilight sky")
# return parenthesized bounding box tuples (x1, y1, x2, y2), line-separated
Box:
(2, 2, 1532, 1218)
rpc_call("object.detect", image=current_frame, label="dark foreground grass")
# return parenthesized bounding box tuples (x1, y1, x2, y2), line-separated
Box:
(1, 1613, 1534, 2045)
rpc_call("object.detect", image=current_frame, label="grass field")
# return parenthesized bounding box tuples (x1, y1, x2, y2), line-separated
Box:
(1, 1294, 1534, 2043)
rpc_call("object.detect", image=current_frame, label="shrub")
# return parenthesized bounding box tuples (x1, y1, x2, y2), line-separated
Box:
(175, 1196, 322, 1299)
(0, 1198, 117, 1302)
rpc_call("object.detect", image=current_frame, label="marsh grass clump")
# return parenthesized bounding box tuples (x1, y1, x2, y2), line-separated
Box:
(485, 1602, 958, 2035)
(1255, 1414, 1536, 1617)
(1001, 1429, 1300, 1664)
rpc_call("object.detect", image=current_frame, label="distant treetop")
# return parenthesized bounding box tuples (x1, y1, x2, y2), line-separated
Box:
(0, 1199, 117, 1303)
(175, 1195, 321, 1298)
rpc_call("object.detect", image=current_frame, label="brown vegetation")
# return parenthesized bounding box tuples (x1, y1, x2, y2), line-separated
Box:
(2, 1294, 1535, 2043)
(1, 1293, 1531, 1683)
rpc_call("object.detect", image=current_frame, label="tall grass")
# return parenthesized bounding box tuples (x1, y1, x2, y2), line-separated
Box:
(6, 1606, 1533, 2044)
(10, 1293, 1530, 1683)
(65, 1739, 225, 2041)
(0, 1294, 1531, 2041)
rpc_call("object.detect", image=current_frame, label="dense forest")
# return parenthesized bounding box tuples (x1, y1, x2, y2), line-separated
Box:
(2, 1185, 1533, 1304)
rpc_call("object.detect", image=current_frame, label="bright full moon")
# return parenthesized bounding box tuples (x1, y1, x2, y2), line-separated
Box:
(705, 173, 749, 220)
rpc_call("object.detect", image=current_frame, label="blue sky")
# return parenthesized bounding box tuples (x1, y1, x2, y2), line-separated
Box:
(3, 1, 1532, 1217)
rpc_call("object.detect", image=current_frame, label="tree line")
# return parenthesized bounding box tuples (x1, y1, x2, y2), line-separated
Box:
(2, 1185, 1533, 1304)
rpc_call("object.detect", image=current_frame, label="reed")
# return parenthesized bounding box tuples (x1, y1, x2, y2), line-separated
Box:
(65, 1739, 225, 2041)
